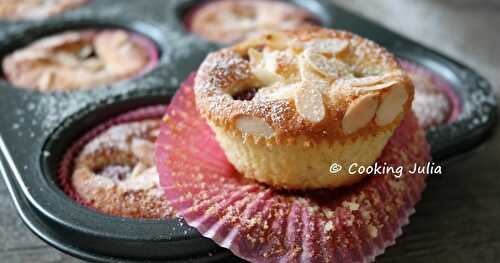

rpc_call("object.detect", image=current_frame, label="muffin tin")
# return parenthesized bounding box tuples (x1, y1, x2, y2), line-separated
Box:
(0, 0, 496, 262)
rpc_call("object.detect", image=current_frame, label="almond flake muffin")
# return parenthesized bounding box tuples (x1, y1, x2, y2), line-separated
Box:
(0, 0, 87, 21)
(399, 59, 459, 128)
(186, 0, 316, 44)
(66, 117, 174, 219)
(194, 26, 414, 189)
(2, 29, 158, 92)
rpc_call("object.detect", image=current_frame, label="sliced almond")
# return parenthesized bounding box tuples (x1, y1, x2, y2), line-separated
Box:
(252, 67, 282, 86)
(342, 75, 386, 87)
(110, 31, 129, 47)
(334, 74, 401, 95)
(131, 138, 155, 166)
(337, 73, 401, 87)
(303, 48, 350, 80)
(56, 52, 79, 67)
(119, 167, 158, 192)
(83, 58, 104, 71)
(130, 162, 149, 178)
(248, 48, 263, 66)
(263, 32, 289, 50)
(9, 49, 51, 63)
(294, 82, 325, 123)
(236, 116, 275, 138)
(254, 83, 298, 101)
(375, 85, 409, 126)
(305, 39, 349, 55)
(33, 32, 83, 50)
(342, 93, 379, 134)
(348, 80, 399, 95)
(299, 60, 330, 90)
(78, 45, 94, 59)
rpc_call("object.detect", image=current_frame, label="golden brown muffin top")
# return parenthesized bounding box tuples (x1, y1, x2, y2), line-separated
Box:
(0, 0, 87, 21)
(2, 30, 152, 92)
(188, 0, 315, 44)
(195, 26, 414, 144)
(71, 119, 174, 219)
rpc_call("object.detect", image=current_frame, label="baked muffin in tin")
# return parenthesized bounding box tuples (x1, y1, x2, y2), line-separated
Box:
(2, 29, 158, 92)
(185, 0, 317, 44)
(0, 0, 87, 21)
(194, 26, 414, 189)
(399, 59, 460, 128)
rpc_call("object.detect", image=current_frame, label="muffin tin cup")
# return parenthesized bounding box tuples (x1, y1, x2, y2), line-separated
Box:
(0, 0, 497, 262)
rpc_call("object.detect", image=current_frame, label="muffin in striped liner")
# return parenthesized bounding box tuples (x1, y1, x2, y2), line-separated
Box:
(184, 0, 317, 44)
(156, 75, 431, 262)
(2, 29, 159, 92)
(59, 105, 174, 219)
(399, 59, 461, 128)
(0, 0, 88, 21)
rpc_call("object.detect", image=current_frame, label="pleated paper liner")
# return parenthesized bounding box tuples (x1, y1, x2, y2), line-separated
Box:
(130, 32, 160, 76)
(399, 59, 462, 126)
(156, 74, 432, 262)
(58, 105, 167, 207)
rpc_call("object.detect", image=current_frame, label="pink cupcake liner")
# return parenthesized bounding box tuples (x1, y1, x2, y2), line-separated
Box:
(129, 32, 160, 76)
(156, 74, 431, 262)
(399, 59, 462, 124)
(58, 105, 167, 206)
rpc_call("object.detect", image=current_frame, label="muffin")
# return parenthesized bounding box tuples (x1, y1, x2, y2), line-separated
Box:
(194, 26, 414, 189)
(157, 73, 430, 263)
(185, 0, 316, 44)
(399, 59, 459, 128)
(2, 29, 158, 92)
(59, 107, 173, 219)
(0, 0, 87, 21)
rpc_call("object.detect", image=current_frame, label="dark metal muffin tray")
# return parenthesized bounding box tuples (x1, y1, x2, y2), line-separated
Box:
(0, 0, 496, 262)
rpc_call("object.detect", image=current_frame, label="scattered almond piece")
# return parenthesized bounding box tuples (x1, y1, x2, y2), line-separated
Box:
(38, 70, 55, 91)
(254, 83, 299, 101)
(352, 80, 399, 94)
(375, 85, 409, 126)
(294, 82, 325, 123)
(131, 138, 155, 166)
(299, 60, 330, 89)
(305, 39, 349, 55)
(249, 48, 282, 85)
(303, 47, 350, 80)
(130, 162, 148, 178)
(342, 93, 379, 134)
(236, 116, 275, 138)
(262, 32, 289, 50)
